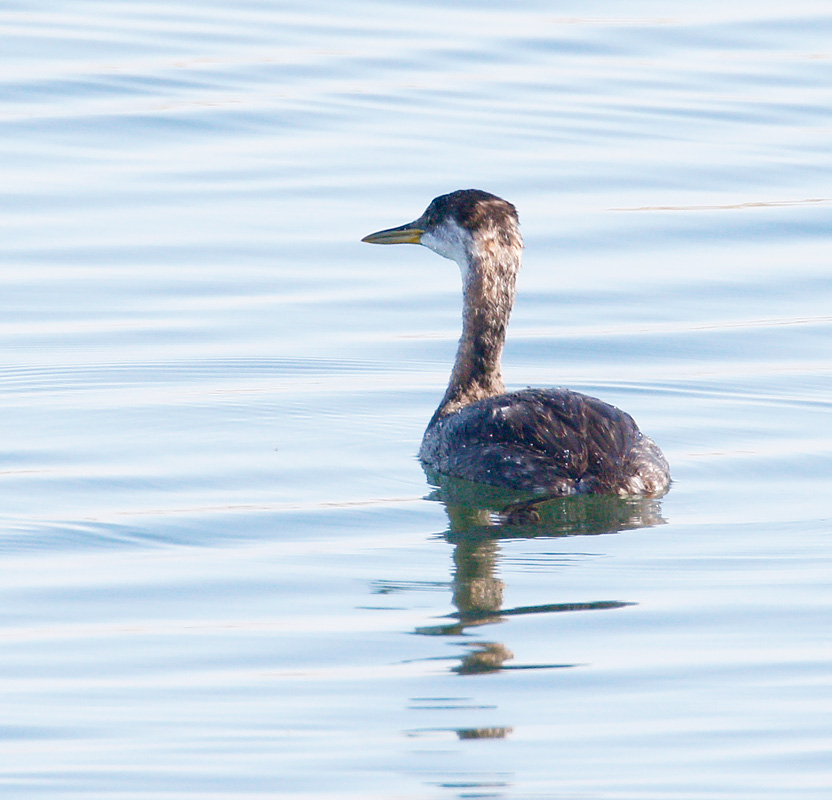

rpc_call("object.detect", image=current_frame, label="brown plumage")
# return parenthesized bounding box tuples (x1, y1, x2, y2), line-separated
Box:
(362, 189, 670, 497)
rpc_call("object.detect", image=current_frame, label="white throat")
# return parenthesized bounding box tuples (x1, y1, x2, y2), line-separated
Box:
(419, 218, 474, 280)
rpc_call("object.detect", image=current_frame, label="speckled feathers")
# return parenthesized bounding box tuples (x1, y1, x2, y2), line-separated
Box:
(420, 387, 668, 496)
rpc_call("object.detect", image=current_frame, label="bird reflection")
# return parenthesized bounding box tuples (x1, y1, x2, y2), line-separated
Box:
(456, 725, 513, 740)
(415, 472, 666, 675)
(425, 466, 667, 540)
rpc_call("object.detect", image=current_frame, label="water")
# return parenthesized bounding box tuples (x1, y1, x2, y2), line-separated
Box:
(1, 2, 831, 797)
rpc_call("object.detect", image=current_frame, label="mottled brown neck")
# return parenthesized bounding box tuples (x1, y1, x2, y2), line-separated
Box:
(435, 249, 519, 417)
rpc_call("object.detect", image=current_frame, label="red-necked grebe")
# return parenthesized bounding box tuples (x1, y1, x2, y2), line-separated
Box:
(362, 189, 670, 496)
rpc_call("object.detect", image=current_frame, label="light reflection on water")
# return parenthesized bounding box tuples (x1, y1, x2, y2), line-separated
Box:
(1, 1, 832, 797)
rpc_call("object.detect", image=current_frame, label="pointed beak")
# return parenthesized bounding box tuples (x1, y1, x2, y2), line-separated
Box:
(361, 219, 424, 245)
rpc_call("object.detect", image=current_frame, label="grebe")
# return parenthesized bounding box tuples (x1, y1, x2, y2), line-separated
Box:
(362, 189, 670, 497)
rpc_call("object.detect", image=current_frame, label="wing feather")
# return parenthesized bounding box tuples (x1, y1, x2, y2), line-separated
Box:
(420, 388, 644, 493)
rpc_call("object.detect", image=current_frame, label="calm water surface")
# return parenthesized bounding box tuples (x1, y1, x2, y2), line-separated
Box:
(1, 1, 831, 797)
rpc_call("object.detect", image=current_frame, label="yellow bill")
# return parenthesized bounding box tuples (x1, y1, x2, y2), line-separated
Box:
(361, 221, 424, 245)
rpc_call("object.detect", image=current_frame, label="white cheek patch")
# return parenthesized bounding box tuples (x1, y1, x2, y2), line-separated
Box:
(420, 220, 471, 273)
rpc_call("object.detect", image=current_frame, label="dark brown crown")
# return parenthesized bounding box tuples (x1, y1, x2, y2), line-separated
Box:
(421, 190, 519, 243)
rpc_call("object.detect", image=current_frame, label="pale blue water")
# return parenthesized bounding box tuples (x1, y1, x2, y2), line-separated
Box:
(1, 2, 831, 797)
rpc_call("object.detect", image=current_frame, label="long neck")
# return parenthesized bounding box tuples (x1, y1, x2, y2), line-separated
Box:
(435, 249, 519, 417)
